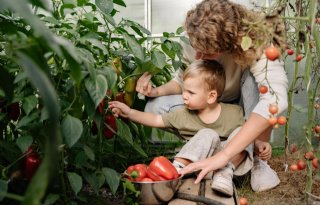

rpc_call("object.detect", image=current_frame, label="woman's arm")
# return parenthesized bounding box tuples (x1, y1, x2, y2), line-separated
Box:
(180, 112, 270, 183)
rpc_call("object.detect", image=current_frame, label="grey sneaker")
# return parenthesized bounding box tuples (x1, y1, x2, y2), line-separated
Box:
(211, 164, 234, 197)
(251, 157, 280, 192)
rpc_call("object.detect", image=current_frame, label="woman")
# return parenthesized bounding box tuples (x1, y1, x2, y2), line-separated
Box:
(136, 0, 288, 191)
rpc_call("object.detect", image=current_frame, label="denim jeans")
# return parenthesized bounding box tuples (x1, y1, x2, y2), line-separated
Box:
(145, 69, 259, 120)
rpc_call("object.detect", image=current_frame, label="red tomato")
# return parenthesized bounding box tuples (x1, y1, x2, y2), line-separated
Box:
(269, 104, 279, 115)
(259, 85, 268, 94)
(314, 125, 320, 133)
(296, 54, 303, 62)
(287, 49, 294, 55)
(239, 197, 247, 205)
(312, 158, 318, 169)
(277, 116, 287, 125)
(265, 46, 280, 61)
(290, 144, 297, 153)
(297, 159, 306, 170)
(304, 151, 314, 160)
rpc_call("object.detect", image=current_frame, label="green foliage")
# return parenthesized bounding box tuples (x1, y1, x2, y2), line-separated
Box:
(0, 0, 184, 204)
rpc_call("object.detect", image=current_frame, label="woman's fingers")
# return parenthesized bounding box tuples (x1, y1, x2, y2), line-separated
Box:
(136, 72, 151, 93)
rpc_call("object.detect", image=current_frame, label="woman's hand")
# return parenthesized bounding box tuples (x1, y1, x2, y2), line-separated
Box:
(136, 72, 158, 97)
(179, 151, 230, 184)
(254, 139, 272, 161)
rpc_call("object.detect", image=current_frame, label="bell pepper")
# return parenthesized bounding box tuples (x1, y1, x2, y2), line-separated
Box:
(146, 167, 167, 181)
(104, 114, 117, 138)
(148, 156, 179, 180)
(126, 164, 148, 182)
(24, 148, 41, 180)
(124, 77, 137, 93)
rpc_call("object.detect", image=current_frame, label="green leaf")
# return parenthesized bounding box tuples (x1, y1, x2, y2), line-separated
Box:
(16, 135, 33, 153)
(102, 167, 120, 195)
(43, 194, 60, 205)
(151, 50, 166, 69)
(0, 180, 8, 201)
(16, 112, 39, 129)
(161, 42, 175, 59)
(77, 0, 90, 6)
(95, 0, 113, 14)
(62, 115, 83, 148)
(133, 60, 162, 76)
(67, 172, 83, 195)
(132, 141, 148, 158)
(116, 120, 133, 145)
(85, 74, 108, 108)
(241, 36, 252, 51)
(22, 95, 38, 115)
(83, 145, 95, 161)
(123, 33, 145, 61)
(16, 52, 60, 121)
(113, 0, 126, 7)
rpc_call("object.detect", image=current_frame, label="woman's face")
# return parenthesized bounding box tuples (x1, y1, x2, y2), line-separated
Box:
(195, 51, 221, 60)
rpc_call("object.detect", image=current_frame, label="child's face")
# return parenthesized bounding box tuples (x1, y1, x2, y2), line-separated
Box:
(182, 75, 211, 110)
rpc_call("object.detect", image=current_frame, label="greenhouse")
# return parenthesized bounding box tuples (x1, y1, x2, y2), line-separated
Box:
(0, 0, 319, 204)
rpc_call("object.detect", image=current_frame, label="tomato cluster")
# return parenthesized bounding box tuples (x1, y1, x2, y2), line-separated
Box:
(125, 156, 179, 182)
(289, 151, 318, 171)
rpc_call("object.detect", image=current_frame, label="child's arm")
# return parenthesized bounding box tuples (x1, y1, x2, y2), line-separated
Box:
(108, 101, 165, 128)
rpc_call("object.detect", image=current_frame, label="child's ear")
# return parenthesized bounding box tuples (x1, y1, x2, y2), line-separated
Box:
(207, 90, 218, 104)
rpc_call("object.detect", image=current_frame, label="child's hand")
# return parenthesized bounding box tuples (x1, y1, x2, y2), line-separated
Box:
(108, 101, 132, 118)
(254, 139, 272, 161)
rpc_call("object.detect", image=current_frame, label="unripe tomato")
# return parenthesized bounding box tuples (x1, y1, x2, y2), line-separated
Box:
(239, 197, 247, 205)
(259, 85, 268, 94)
(287, 49, 294, 55)
(289, 164, 298, 171)
(277, 116, 287, 125)
(269, 104, 279, 115)
(297, 159, 306, 170)
(273, 124, 279, 129)
(296, 54, 303, 62)
(265, 46, 280, 61)
(268, 117, 277, 125)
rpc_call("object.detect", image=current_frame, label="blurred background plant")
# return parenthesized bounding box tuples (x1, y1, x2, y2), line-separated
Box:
(0, 0, 184, 204)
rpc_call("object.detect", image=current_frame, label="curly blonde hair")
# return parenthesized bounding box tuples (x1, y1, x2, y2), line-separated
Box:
(185, 0, 286, 68)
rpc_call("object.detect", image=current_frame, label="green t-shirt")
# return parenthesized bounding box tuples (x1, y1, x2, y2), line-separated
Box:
(162, 103, 244, 140)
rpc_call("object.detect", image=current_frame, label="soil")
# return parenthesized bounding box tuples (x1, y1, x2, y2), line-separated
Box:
(236, 149, 320, 205)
